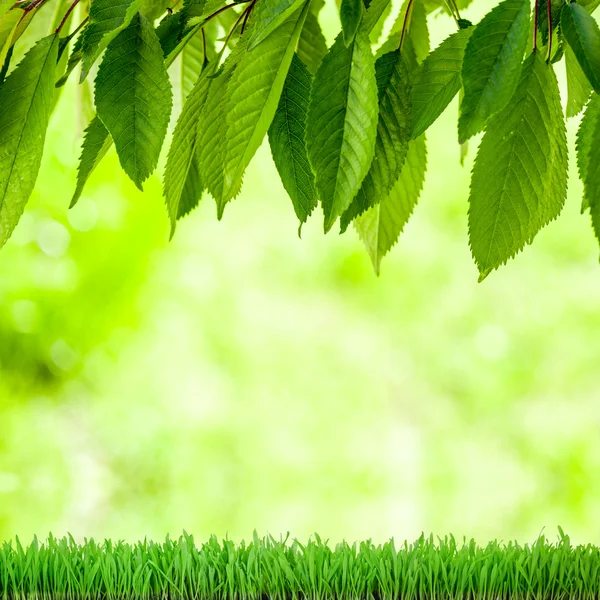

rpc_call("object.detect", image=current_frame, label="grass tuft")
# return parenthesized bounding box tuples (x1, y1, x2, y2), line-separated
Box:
(0, 529, 599, 600)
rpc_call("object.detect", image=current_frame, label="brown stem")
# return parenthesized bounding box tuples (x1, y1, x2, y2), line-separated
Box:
(55, 0, 80, 33)
(399, 0, 415, 52)
(533, 0, 539, 51)
(546, 0, 553, 61)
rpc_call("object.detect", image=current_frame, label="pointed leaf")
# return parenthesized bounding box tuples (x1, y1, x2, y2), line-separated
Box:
(80, 0, 142, 80)
(340, 0, 363, 46)
(268, 53, 318, 226)
(219, 0, 309, 215)
(0, 34, 58, 247)
(71, 116, 113, 208)
(561, 2, 600, 93)
(340, 49, 412, 231)
(164, 67, 212, 235)
(362, 0, 391, 37)
(411, 26, 473, 140)
(95, 12, 173, 189)
(459, 0, 530, 143)
(468, 51, 568, 280)
(355, 134, 427, 274)
(306, 29, 379, 232)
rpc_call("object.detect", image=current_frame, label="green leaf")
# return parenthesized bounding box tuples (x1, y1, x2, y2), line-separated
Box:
(297, 9, 327, 73)
(181, 27, 206, 101)
(576, 93, 600, 212)
(561, 1, 600, 94)
(565, 42, 592, 118)
(411, 26, 473, 140)
(0, 34, 58, 248)
(80, 0, 142, 80)
(340, 0, 363, 46)
(375, 0, 430, 68)
(0, 8, 21, 71)
(468, 51, 568, 280)
(355, 134, 427, 274)
(219, 0, 309, 215)
(362, 0, 391, 38)
(196, 67, 229, 204)
(164, 66, 212, 235)
(340, 49, 412, 232)
(459, 0, 530, 143)
(306, 29, 379, 232)
(95, 12, 173, 189)
(268, 54, 318, 227)
(0, 0, 13, 19)
(248, 0, 304, 49)
(582, 0, 600, 14)
(71, 116, 113, 208)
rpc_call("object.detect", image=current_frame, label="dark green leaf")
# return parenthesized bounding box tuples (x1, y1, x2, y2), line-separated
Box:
(95, 12, 173, 189)
(561, 1, 600, 94)
(468, 51, 568, 280)
(80, 0, 142, 80)
(576, 93, 600, 212)
(0, 34, 58, 247)
(340, 0, 363, 46)
(459, 0, 530, 143)
(268, 53, 318, 227)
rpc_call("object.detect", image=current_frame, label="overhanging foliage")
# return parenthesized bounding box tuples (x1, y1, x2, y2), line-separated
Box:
(1, 0, 600, 278)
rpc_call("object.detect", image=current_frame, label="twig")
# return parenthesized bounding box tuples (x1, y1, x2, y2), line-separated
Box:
(55, 0, 81, 33)
(399, 0, 415, 52)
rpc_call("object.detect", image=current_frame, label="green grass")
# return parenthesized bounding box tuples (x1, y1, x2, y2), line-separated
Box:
(1, 530, 599, 600)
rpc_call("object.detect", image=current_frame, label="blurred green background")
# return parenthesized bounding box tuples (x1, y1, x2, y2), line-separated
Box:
(1, 0, 600, 548)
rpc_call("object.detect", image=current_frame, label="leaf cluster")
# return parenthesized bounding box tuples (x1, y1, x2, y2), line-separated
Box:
(1, 0, 600, 278)
(1, 529, 599, 600)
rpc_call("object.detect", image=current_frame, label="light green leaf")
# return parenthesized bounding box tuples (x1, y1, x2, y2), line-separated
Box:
(362, 0, 391, 38)
(95, 12, 173, 189)
(196, 69, 229, 204)
(565, 42, 592, 118)
(0, 34, 58, 248)
(411, 26, 472, 140)
(576, 93, 600, 212)
(297, 9, 327, 73)
(340, 0, 363, 46)
(459, 0, 530, 143)
(561, 2, 600, 94)
(306, 29, 379, 232)
(468, 51, 568, 280)
(80, 0, 142, 80)
(0, 8, 21, 71)
(181, 27, 206, 101)
(248, 0, 304, 49)
(340, 49, 412, 232)
(0, 0, 13, 19)
(219, 0, 309, 215)
(582, 0, 600, 14)
(268, 53, 317, 226)
(71, 116, 113, 208)
(164, 67, 212, 235)
(355, 134, 427, 274)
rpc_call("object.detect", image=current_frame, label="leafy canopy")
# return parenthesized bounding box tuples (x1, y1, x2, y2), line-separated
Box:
(0, 0, 599, 279)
